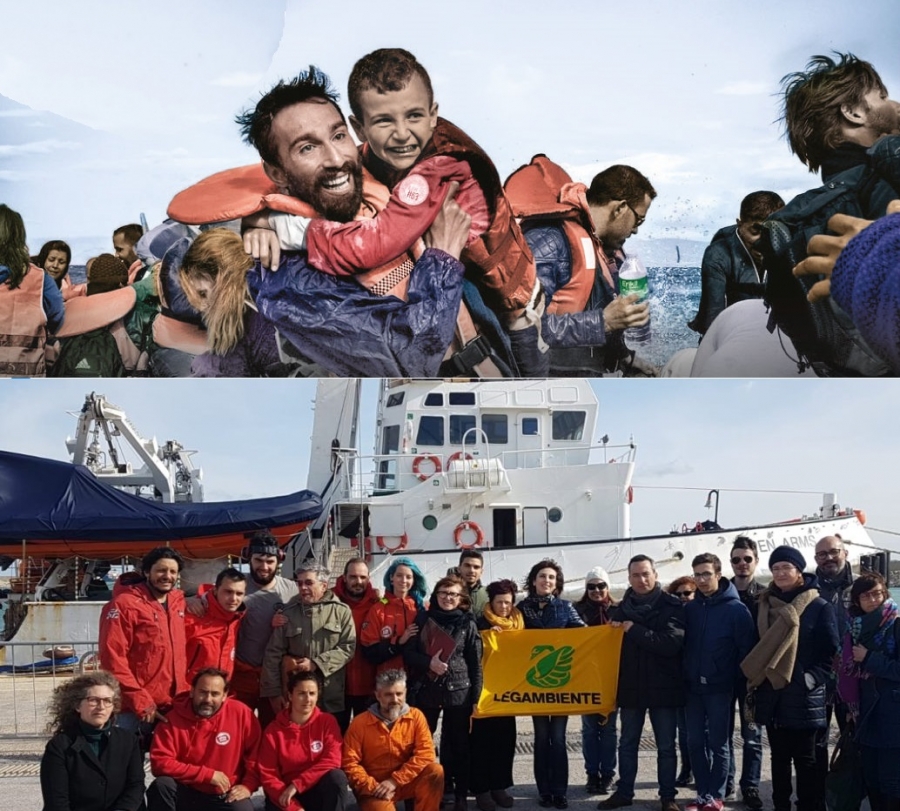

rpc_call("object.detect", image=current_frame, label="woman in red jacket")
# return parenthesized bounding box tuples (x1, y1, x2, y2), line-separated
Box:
(257, 671, 350, 811)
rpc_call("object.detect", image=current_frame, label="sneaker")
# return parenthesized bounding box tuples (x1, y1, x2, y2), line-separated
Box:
(476, 793, 497, 811)
(599, 777, 615, 795)
(598, 794, 634, 810)
(539, 796, 554, 808)
(661, 800, 681, 811)
(701, 801, 723, 811)
(491, 790, 514, 809)
(685, 800, 702, 811)
(553, 798, 568, 810)
(741, 789, 762, 811)
(725, 784, 736, 801)
(586, 776, 603, 794)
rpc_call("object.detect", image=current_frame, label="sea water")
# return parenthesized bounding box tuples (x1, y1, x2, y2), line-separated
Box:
(67, 264, 703, 371)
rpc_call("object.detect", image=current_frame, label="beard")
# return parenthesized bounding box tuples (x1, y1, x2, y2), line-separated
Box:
(250, 567, 277, 587)
(284, 161, 364, 223)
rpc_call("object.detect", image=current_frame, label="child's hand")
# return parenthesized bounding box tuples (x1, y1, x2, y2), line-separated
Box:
(424, 181, 471, 259)
(244, 227, 282, 271)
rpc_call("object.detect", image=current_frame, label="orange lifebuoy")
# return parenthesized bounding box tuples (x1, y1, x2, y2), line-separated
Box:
(454, 521, 485, 550)
(625, 486, 633, 504)
(376, 534, 408, 553)
(354, 535, 373, 557)
(447, 451, 474, 465)
(412, 455, 442, 481)
(854, 509, 867, 526)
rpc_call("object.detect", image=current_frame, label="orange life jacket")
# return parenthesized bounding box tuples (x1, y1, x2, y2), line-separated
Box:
(167, 163, 414, 300)
(504, 154, 617, 314)
(369, 118, 538, 313)
(0, 266, 48, 376)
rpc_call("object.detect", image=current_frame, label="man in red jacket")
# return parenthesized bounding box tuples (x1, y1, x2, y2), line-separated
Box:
(98, 547, 188, 737)
(333, 557, 381, 732)
(147, 668, 261, 811)
(185, 567, 247, 685)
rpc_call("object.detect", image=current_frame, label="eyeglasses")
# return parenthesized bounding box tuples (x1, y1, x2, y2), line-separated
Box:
(625, 202, 646, 228)
(731, 556, 754, 565)
(814, 549, 843, 560)
(859, 590, 886, 602)
(771, 564, 797, 575)
(436, 591, 462, 600)
(586, 583, 608, 591)
(675, 590, 695, 598)
(692, 572, 715, 580)
(83, 697, 114, 707)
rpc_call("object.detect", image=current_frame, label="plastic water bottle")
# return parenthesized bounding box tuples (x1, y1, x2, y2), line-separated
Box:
(618, 255, 651, 344)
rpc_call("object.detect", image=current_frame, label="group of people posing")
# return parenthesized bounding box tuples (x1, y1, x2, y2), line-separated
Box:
(39, 531, 900, 811)
(4, 49, 900, 378)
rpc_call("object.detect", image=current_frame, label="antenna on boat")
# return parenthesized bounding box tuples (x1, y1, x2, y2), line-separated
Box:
(600, 434, 609, 463)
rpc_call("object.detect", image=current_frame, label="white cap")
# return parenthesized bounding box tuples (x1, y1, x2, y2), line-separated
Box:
(585, 566, 610, 586)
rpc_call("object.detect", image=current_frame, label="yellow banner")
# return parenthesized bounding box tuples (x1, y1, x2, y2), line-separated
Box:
(475, 626, 623, 717)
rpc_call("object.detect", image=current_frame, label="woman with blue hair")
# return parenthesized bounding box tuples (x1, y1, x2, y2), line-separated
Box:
(360, 557, 428, 676)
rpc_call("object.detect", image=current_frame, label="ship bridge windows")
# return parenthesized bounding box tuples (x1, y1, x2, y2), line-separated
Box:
(381, 424, 400, 453)
(386, 392, 405, 407)
(424, 393, 443, 406)
(521, 417, 539, 436)
(416, 416, 444, 446)
(450, 415, 477, 444)
(377, 424, 401, 493)
(449, 392, 476, 406)
(552, 411, 586, 441)
(482, 414, 508, 444)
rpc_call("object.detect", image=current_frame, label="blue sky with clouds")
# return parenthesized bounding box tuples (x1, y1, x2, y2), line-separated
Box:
(2, 0, 898, 260)
(2, 378, 899, 555)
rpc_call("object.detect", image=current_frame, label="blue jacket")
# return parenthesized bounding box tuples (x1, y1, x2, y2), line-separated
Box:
(249, 247, 465, 377)
(524, 225, 630, 374)
(684, 578, 754, 694)
(857, 619, 900, 748)
(750, 574, 839, 730)
(519, 594, 585, 629)
(688, 225, 763, 335)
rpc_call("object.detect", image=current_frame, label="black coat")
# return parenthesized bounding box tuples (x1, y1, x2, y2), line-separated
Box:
(611, 588, 685, 708)
(404, 608, 483, 710)
(41, 724, 145, 811)
(750, 577, 839, 730)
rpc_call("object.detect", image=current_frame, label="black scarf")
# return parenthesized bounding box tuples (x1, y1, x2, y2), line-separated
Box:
(429, 604, 468, 632)
(618, 584, 663, 624)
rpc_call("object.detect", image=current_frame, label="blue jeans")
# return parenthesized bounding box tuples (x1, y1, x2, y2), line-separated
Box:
(685, 691, 733, 802)
(618, 706, 678, 800)
(727, 685, 762, 792)
(533, 715, 569, 797)
(581, 711, 618, 780)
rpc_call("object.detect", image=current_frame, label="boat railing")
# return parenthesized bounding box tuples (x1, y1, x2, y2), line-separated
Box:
(0, 639, 101, 738)
(327, 441, 636, 500)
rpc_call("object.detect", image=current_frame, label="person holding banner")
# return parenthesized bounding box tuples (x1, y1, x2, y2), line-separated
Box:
(470, 579, 524, 811)
(405, 575, 483, 811)
(599, 554, 684, 811)
(520, 559, 586, 810)
(575, 567, 618, 796)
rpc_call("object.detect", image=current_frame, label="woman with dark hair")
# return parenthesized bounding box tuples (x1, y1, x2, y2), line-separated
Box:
(470, 579, 523, 811)
(838, 571, 900, 811)
(0, 203, 65, 375)
(519, 559, 585, 810)
(405, 574, 483, 811)
(360, 556, 428, 675)
(576, 566, 619, 795)
(40, 671, 145, 811)
(34, 239, 84, 299)
(257, 670, 349, 811)
(666, 576, 697, 788)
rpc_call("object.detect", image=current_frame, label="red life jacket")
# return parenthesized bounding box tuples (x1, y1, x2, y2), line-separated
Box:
(0, 266, 48, 376)
(369, 118, 538, 314)
(504, 154, 617, 314)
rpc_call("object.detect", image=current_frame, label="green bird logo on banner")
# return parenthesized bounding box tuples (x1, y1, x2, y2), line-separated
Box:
(526, 645, 575, 688)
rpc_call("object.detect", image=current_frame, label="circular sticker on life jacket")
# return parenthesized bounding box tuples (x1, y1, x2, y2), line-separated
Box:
(311, 740, 323, 753)
(397, 174, 429, 207)
(216, 732, 231, 745)
(381, 626, 392, 638)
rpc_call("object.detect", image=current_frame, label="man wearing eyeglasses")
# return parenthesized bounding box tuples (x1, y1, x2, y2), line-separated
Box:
(510, 161, 657, 377)
(260, 563, 356, 718)
(682, 554, 754, 811)
(813, 534, 857, 805)
(726, 537, 763, 810)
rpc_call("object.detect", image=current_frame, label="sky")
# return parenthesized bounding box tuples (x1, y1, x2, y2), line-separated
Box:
(2, 0, 898, 261)
(2, 377, 899, 557)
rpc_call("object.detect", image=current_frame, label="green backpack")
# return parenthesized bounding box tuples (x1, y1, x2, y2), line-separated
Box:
(51, 328, 125, 378)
